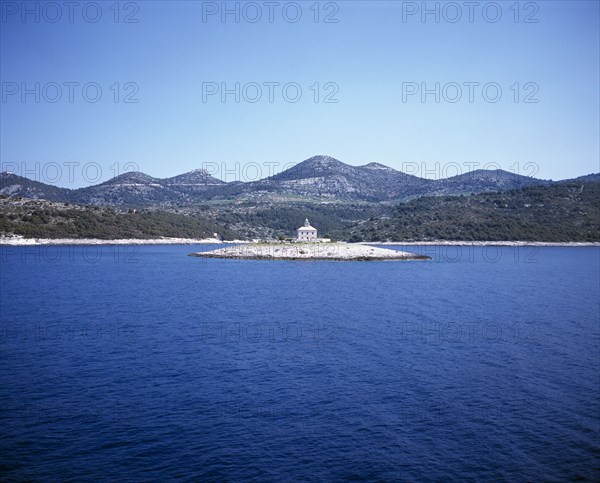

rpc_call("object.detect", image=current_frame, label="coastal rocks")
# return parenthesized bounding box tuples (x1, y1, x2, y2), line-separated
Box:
(190, 242, 430, 261)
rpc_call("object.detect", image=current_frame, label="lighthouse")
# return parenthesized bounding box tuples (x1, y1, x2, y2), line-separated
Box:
(296, 219, 318, 241)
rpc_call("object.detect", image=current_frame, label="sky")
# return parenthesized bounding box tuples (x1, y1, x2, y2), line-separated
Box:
(0, 0, 599, 187)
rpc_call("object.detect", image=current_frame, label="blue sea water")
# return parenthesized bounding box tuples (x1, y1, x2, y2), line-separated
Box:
(0, 244, 599, 481)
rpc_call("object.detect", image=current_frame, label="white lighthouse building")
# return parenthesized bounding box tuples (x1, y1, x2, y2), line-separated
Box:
(297, 219, 318, 241)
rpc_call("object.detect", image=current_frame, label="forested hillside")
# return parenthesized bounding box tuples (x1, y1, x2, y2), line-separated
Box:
(345, 183, 600, 242)
(0, 197, 240, 240)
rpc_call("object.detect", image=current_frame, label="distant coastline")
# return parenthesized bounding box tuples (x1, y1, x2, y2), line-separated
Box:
(2, 173, 598, 244)
(362, 241, 600, 247)
(0, 236, 246, 246)
(0, 236, 598, 247)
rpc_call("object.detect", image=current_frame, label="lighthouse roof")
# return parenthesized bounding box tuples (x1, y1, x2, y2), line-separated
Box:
(298, 218, 317, 231)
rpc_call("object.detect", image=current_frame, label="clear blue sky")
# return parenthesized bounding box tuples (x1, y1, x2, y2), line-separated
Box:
(1, 0, 598, 187)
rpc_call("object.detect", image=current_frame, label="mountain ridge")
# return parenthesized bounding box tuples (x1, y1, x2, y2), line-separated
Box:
(0, 155, 593, 207)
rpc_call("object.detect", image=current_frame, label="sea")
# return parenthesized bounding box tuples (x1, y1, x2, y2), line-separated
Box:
(1, 244, 599, 481)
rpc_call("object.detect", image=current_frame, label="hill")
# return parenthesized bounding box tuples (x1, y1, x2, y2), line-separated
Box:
(1, 169, 227, 207)
(0, 173, 72, 202)
(0, 196, 240, 240)
(0, 155, 565, 206)
(2, 180, 598, 242)
(233, 155, 434, 201)
(428, 169, 549, 196)
(344, 182, 600, 242)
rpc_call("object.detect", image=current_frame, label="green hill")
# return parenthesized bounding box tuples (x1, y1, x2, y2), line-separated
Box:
(0, 197, 240, 240)
(346, 183, 600, 242)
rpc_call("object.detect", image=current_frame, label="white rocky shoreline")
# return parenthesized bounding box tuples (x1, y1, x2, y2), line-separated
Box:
(190, 242, 430, 261)
(361, 241, 600, 247)
(0, 235, 247, 246)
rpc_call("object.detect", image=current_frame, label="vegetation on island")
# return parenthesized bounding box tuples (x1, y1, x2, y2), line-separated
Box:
(1, 181, 598, 242)
(208, 203, 387, 240)
(0, 197, 239, 240)
(344, 183, 600, 242)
